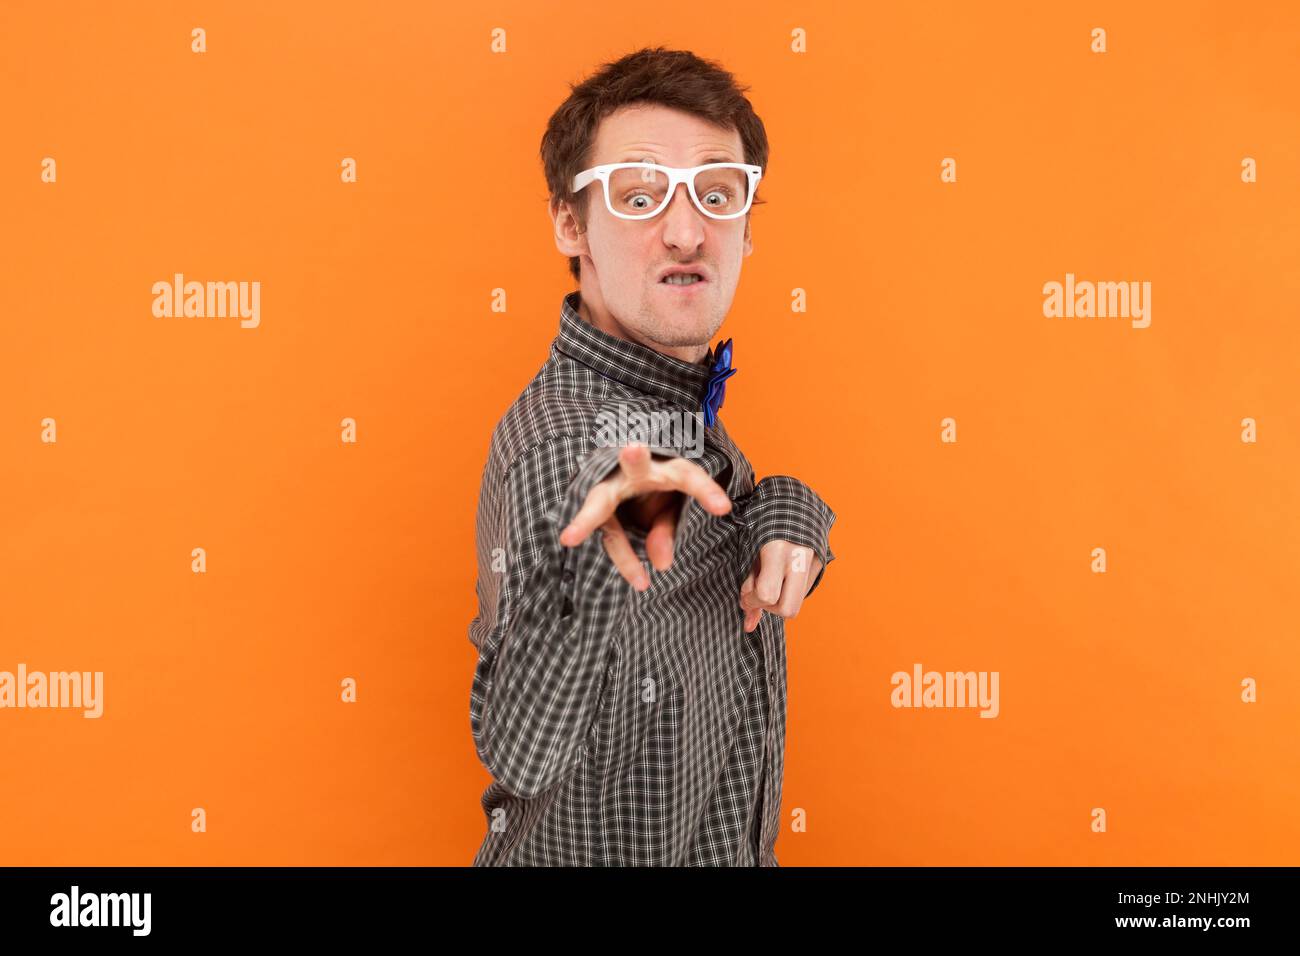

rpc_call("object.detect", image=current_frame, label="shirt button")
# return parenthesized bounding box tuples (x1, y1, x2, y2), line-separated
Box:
(562, 569, 575, 586)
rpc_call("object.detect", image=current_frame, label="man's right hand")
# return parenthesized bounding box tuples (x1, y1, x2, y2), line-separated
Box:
(559, 443, 732, 591)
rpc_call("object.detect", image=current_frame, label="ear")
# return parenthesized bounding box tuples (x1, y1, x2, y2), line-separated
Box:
(742, 213, 753, 257)
(552, 197, 588, 258)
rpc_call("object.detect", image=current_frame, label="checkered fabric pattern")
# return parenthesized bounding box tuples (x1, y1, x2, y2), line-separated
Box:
(468, 290, 836, 865)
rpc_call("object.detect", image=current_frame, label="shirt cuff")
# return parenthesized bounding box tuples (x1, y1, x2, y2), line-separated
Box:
(736, 475, 837, 597)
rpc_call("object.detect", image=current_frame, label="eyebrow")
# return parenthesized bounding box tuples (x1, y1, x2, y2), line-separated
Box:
(618, 155, 737, 165)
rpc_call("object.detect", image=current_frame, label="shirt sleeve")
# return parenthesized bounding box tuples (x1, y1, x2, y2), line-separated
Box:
(732, 474, 837, 598)
(469, 438, 686, 800)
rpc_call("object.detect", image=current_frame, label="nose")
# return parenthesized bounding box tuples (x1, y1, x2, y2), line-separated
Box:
(660, 181, 706, 253)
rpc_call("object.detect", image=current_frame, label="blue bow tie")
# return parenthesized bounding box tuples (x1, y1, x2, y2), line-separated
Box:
(702, 338, 737, 428)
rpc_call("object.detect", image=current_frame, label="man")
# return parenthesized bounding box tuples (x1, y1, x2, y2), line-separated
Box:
(468, 47, 837, 865)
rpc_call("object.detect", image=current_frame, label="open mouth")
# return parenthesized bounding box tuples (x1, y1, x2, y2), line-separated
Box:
(660, 273, 706, 286)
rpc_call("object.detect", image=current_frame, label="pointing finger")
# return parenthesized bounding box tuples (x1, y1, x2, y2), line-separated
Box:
(739, 568, 764, 632)
(739, 566, 766, 612)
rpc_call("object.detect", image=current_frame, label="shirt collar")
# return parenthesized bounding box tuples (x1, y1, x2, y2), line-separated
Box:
(554, 290, 716, 412)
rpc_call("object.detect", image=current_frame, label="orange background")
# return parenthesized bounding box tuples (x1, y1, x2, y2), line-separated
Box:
(2, 0, 1298, 865)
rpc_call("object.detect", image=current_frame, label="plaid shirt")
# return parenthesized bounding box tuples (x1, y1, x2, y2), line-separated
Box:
(468, 290, 836, 866)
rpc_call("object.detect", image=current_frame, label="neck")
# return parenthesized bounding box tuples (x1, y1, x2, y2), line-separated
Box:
(579, 297, 708, 365)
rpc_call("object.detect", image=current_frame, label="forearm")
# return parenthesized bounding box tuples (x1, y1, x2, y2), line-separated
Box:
(471, 443, 668, 799)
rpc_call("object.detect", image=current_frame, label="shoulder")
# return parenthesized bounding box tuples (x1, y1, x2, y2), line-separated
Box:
(486, 347, 699, 483)
(486, 352, 604, 480)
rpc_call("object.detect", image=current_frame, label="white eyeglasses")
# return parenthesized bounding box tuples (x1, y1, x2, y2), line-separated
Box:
(572, 162, 763, 221)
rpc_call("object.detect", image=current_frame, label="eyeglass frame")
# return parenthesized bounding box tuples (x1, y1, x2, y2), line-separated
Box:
(571, 162, 764, 221)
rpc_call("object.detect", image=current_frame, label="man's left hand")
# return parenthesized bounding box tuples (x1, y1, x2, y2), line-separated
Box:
(739, 540, 823, 633)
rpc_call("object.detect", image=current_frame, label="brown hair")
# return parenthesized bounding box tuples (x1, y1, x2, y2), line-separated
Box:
(540, 46, 770, 282)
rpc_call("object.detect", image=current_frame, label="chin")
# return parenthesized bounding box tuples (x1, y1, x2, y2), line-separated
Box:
(650, 315, 720, 349)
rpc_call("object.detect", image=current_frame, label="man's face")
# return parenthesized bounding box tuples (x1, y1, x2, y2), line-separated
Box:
(554, 102, 754, 360)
